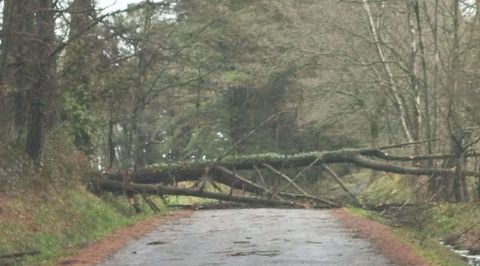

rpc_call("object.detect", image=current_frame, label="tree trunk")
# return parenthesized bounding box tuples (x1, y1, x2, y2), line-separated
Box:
(1, 0, 35, 134)
(427, 0, 441, 196)
(361, 0, 414, 144)
(407, 0, 421, 151)
(106, 148, 480, 186)
(98, 179, 306, 208)
(108, 119, 116, 170)
(25, 0, 56, 162)
(447, 0, 468, 202)
(413, 0, 432, 163)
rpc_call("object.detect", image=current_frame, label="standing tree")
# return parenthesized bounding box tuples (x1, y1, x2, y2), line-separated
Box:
(25, 0, 58, 162)
(0, 0, 35, 137)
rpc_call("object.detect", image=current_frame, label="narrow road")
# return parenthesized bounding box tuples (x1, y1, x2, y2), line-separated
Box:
(100, 209, 394, 266)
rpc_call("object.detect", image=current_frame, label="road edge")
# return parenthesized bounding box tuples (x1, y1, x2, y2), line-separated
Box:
(330, 208, 431, 266)
(57, 210, 193, 266)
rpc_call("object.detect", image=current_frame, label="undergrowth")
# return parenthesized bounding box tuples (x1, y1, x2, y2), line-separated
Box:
(0, 187, 160, 265)
(350, 171, 480, 265)
(0, 128, 161, 265)
(346, 207, 466, 266)
(361, 174, 414, 205)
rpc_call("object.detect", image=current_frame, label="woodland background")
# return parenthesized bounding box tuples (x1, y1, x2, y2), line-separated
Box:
(1, 0, 480, 202)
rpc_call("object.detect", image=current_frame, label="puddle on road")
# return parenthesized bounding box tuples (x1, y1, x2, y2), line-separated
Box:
(147, 241, 168, 245)
(270, 238, 290, 242)
(227, 250, 280, 257)
(207, 229, 223, 233)
(233, 241, 250, 244)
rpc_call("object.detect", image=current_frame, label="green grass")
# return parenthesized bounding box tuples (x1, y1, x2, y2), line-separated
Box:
(424, 203, 480, 238)
(0, 188, 160, 265)
(346, 207, 466, 266)
(391, 225, 466, 266)
(361, 174, 414, 205)
(0, 183, 218, 266)
(345, 171, 480, 265)
(357, 172, 480, 242)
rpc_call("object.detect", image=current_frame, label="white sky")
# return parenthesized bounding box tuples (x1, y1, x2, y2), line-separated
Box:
(97, 0, 144, 13)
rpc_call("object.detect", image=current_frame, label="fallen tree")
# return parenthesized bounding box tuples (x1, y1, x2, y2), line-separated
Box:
(107, 150, 479, 185)
(211, 166, 338, 206)
(96, 179, 323, 208)
(95, 144, 480, 209)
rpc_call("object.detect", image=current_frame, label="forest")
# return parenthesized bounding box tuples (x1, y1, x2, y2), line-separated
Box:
(1, 0, 480, 265)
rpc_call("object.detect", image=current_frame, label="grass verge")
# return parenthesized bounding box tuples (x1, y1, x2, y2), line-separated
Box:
(346, 207, 466, 266)
(346, 172, 480, 265)
(0, 187, 161, 265)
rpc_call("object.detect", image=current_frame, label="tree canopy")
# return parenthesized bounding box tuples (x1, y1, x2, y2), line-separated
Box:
(1, 0, 480, 203)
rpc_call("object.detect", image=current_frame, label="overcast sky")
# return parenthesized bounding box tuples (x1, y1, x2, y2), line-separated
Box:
(97, 0, 143, 13)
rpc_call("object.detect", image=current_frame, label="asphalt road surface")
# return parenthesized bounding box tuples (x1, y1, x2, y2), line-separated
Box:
(100, 209, 394, 266)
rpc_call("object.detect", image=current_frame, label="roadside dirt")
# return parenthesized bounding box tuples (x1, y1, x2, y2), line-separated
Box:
(331, 209, 431, 266)
(58, 210, 192, 266)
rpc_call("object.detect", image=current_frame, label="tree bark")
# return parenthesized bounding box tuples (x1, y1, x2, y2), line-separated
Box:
(407, 0, 421, 149)
(211, 166, 338, 206)
(446, 0, 468, 202)
(26, 0, 57, 161)
(97, 179, 306, 208)
(361, 0, 414, 143)
(106, 149, 480, 186)
(108, 119, 116, 169)
(320, 163, 363, 207)
(413, 0, 433, 162)
(98, 146, 480, 205)
(1, 0, 35, 133)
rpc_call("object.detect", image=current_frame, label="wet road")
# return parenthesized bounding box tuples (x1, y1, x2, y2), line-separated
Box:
(100, 209, 394, 266)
